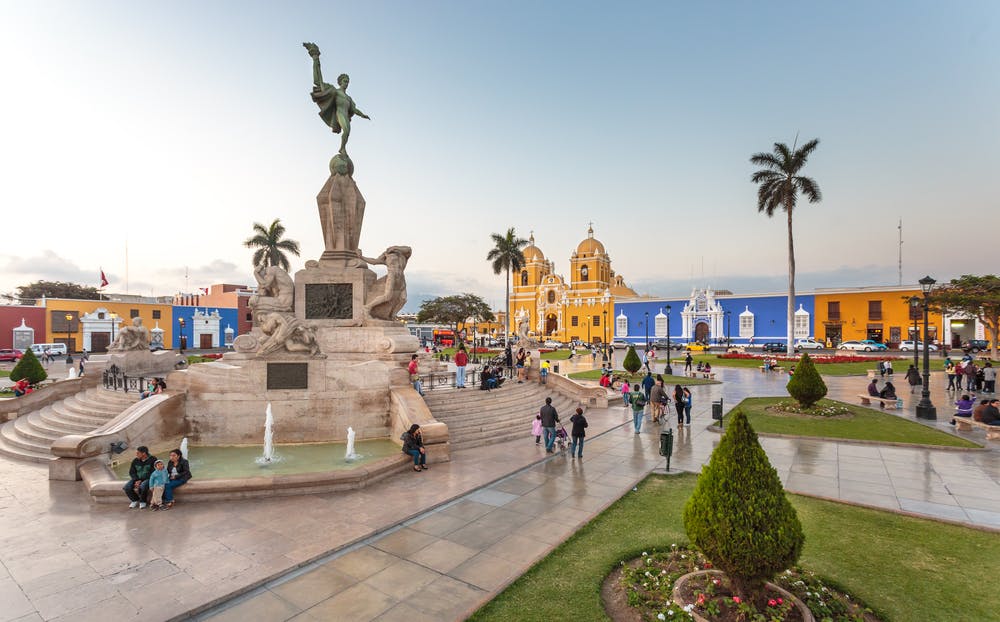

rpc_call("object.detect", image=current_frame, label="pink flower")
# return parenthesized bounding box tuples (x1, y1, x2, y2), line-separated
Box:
(777, 598, 783, 605)
(732, 597, 741, 604)
(768, 599, 777, 607)
(712, 578, 721, 586)
(697, 594, 706, 605)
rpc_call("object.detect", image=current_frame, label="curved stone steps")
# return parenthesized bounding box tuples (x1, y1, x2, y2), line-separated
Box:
(441, 396, 578, 432)
(0, 388, 141, 463)
(422, 384, 550, 414)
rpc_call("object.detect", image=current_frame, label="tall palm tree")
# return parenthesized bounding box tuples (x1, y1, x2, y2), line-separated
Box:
(750, 139, 822, 355)
(486, 228, 528, 347)
(244, 219, 301, 272)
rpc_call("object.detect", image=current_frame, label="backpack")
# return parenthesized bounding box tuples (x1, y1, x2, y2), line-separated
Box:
(633, 393, 646, 409)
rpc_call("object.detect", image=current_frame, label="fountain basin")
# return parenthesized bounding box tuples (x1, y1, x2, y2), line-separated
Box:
(110, 440, 401, 479)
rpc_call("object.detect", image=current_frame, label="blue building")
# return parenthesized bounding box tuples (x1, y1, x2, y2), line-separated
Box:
(614, 288, 815, 346)
(171, 306, 240, 350)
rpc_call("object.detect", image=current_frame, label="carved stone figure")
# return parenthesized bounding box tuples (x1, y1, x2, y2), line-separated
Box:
(303, 42, 370, 157)
(257, 312, 323, 357)
(517, 314, 531, 344)
(108, 317, 150, 352)
(358, 246, 411, 320)
(249, 266, 294, 314)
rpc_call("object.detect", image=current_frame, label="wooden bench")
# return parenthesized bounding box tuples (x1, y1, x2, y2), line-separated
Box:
(953, 416, 1000, 440)
(867, 369, 878, 379)
(759, 365, 784, 373)
(701, 372, 716, 379)
(858, 394, 899, 409)
(687, 371, 716, 379)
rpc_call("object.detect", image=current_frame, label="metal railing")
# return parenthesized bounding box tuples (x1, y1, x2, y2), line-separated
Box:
(101, 364, 149, 393)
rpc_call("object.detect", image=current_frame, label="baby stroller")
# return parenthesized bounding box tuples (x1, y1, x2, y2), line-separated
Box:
(554, 424, 570, 451)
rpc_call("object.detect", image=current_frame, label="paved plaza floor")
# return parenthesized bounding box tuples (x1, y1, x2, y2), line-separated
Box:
(0, 366, 997, 622)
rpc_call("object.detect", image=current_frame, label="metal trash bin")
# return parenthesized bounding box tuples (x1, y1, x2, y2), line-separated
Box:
(712, 398, 724, 427)
(659, 429, 674, 471)
(552, 363, 559, 374)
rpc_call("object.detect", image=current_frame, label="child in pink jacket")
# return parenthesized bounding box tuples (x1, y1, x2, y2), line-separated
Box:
(532, 412, 543, 444)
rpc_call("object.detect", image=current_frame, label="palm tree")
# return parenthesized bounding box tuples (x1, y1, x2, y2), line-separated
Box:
(244, 219, 301, 272)
(750, 139, 822, 355)
(486, 228, 528, 347)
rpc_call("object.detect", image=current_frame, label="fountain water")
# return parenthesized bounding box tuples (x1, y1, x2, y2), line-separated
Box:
(256, 403, 276, 464)
(179, 437, 189, 460)
(345, 427, 359, 461)
(67, 368, 77, 379)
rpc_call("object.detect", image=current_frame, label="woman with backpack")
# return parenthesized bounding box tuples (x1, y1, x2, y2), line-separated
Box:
(905, 364, 922, 394)
(629, 384, 646, 434)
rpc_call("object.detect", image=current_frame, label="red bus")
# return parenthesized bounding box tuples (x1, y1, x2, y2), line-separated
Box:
(433, 329, 455, 347)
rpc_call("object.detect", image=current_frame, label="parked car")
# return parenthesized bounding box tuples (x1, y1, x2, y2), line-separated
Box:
(685, 342, 710, 352)
(542, 339, 563, 349)
(0, 348, 23, 362)
(612, 339, 631, 349)
(859, 340, 889, 351)
(794, 338, 824, 351)
(762, 342, 787, 352)
(652, 339, 683, 350)
(31, 343, 68, 357)
(899, 340, 938, 352)
(962, 339, 990, 353)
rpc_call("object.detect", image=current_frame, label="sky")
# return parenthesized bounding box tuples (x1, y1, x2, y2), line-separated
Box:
(1, 1, 997, 311)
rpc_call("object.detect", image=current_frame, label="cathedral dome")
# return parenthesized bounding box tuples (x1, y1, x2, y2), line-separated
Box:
(576, 225, 606, 256)
(523, 233, 545, 262)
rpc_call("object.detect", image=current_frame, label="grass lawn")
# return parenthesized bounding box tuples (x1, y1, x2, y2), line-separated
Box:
(568, 368, 718, 386)
(470, 473, 1000, 622)
(0, 370, 10, 377)
(659, 354, 946, 376)
(728, 397, 979, 448)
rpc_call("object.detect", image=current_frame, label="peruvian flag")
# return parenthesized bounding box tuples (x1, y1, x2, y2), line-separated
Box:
(199, 287, 209, 295)
(99, 269, 109, 288)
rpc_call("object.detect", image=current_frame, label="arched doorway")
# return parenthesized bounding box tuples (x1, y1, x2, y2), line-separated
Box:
(694, 321, 710, 343)
(545, 314, 558, 335)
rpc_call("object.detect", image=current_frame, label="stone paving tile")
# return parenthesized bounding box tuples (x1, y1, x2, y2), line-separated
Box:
(372, 602, 441, 622)
(268, 565, 358, 611)
(448, 551, 522, 592)
(370, 527, 439, 558)
(405, 511, 469, 538)
(327, 546, 399, 582)
(361, 557, 440, 601)
(302, 582, 397, 621)
(898, 498, 971, 522)
(0, 577, 35, 622)
(406, 538, 479, 574)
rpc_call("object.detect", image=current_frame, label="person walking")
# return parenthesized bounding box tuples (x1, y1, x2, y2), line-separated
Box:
(650, 376, 666, 423)
(983, 362, 996, 393)
(569, 407, 588, 458)
(945, 359, 957, 391)
(905, 364, 922, 394)
(884, 359, 893, 378)
(454, 344, 468, 389)
(684, 352, 693, 373)
(642, 371, 655, 401)
(515, 348, 527, 383)
(673, 384, 685, 427)
(682, 387, 693, 425)
(964, 360, 978, 392)
(540, 359, 550, 385)
(539, 397, 559, 453)
(620, 380, 631, 407)
(629, 384, 647, 434)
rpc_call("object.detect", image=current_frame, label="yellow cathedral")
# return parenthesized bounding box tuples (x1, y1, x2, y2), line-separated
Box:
(509, 226, 637, 344)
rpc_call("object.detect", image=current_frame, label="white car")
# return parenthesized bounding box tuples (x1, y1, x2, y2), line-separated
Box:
(612, 339, 631, 349)
(542, 340, 563, 349)
(899, 340, 938, 352)
(794, 338, 824, 351)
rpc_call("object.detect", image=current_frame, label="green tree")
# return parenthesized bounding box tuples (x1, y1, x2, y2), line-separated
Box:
(785, 352, 827, 408)
(417, 294, 494, 346)
(750, 139, 822, 356)
(10, 348, 47, 385)
(932, 274, 1000, 361)
(622, 345, 642, 374)
(243, 219, 301, 272)
(486, 228, 528, 347)
(16, 281, 101, 303)
(684, 409, 804, 602)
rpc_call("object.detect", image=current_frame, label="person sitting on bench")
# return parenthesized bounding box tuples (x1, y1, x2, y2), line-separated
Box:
(950, 394, 976, 426)
(878, 382, 897, 407)
(867, 378, 880, 398)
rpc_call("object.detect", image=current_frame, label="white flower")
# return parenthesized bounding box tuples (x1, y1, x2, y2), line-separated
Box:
(680, 554, 686, 559)
(642, 551, 649, 556)
(667, 611, 674, 616)
(657, 614, 666, 621)
(683, 604, 695, 613)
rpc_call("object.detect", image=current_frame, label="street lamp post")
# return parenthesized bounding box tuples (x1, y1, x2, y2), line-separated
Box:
(725, 310, 731, 350)
(110, 312, 118, 349)
(665, 305, 672, 374)
(178, 317, 187, 351)
(909, 297, 920, 372)
(644, 311, 649, 349)
(64, 313, 74, 364)
(586, 319, 591, 345)
(916, 276, 937, 420)
(602, 310, 608, 362)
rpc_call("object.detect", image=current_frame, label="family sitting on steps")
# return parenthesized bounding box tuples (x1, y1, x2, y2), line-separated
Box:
(122, 446, 192, 510)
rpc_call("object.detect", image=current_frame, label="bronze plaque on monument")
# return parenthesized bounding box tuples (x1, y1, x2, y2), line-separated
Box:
(305, 283, 353, 319)
(267, 363, 309, 390)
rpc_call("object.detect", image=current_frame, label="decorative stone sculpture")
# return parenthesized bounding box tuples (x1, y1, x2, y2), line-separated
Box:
(108, 317, 150, 352)
(257, 312, 323, 357)
(358, 246, 411, 320)
(303, 42, 370, 159)
(249, 266, 295, 314)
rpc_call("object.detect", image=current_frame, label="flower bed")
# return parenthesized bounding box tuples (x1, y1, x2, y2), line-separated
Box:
(607, 546, 880, 622)
(717, 352, 893, 364)
(768, 400, 852, 418)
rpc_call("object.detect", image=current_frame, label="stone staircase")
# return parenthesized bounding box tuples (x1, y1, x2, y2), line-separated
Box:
(0, 388, 140, 463)
(423, 382, 582, 451)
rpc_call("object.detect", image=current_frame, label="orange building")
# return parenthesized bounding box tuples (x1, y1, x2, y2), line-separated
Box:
(812, 286, 943, 347)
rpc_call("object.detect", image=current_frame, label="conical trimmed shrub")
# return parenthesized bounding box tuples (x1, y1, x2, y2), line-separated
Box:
(683, 408, 804, 600)
(10, 349, 47, 385)
(622, 345, 642, 374)
(786, 352, 827, 408)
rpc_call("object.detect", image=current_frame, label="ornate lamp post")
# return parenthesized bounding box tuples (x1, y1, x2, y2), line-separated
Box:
(916, 276, 937, 420)
(909, 296, 920, 372)
(585, 319, 591, 345)
(665, 304, 672, 374)
(644, 311, 649, 349)
(602, 309, 608, 362)
(64, 313, 74, 364)
(178, 317, 187, 351)
(725, 310, 732, 349)
(110, 312, 118, 348)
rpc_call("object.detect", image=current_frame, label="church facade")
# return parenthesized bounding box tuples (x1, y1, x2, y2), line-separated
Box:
(508, 227, 637, 344)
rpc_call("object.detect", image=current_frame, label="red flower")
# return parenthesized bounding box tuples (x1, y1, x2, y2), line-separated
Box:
(768, 599, 777, 607)
(777, 598, 783, 605)
(697, 594, 706, 605)
(704, 561, 712, 568)
(732, 597, 741, 604)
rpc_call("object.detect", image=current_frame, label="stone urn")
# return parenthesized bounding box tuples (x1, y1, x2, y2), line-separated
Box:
(671, 569, 814, 622)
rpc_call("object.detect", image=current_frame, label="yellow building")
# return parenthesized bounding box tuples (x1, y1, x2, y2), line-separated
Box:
(508, 226, 636, 344)
(37, 298, 174, 354)
(812, 286, 943, 347)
